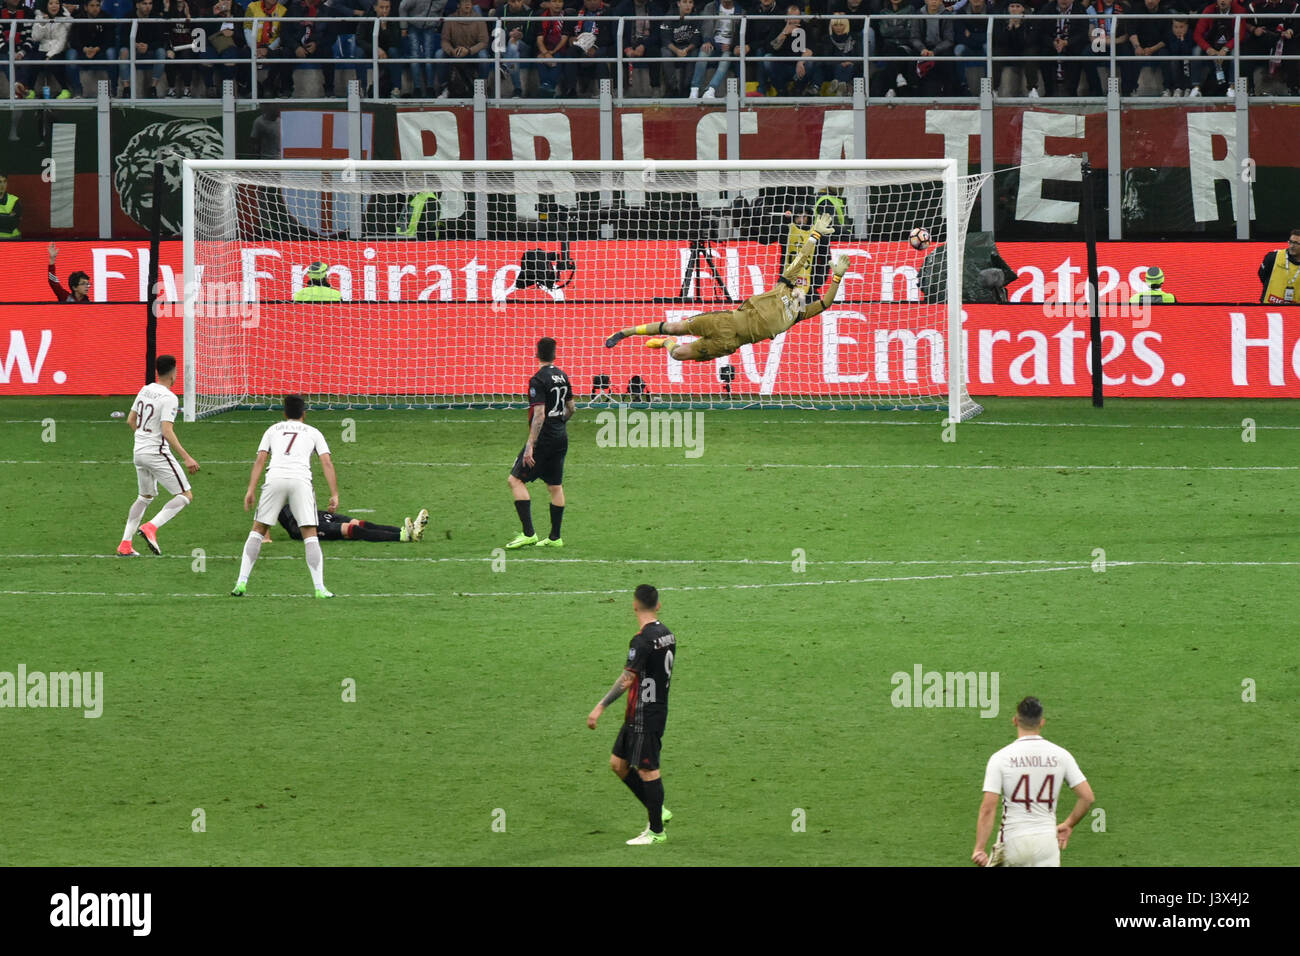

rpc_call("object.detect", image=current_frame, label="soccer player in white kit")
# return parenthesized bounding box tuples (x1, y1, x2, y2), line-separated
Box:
(231, 395, 340, 599)
(119, 355, 200, 557)
(972, 696, 1095, 867)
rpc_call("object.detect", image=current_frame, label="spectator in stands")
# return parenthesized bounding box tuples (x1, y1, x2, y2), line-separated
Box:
(659, 0, 700, 95)
(498, 0, 534, 96)
(744, 0, 784, 94)
(0, 172, 22, 240)
(357, 0, 403, 94)
(28, 0, 76, 97)
(531, 0, 568, 95)
(911, 0, 955, 95)
(47, 243, 92, 302)
(1038, 0, 1090, 95)
(69, 0, 115, 97)
(1123, 0, 1168, 94)
(1085, 0, 1126, 96)
(992, 0, 1041, 94)
(613, 0, 662, 97)
(243, 0, 287, 97)
(203, 0, 250, 96)
(1259, 227, 1300, 303)
(821, 15, 861, 95)
(323, 0, 367, 91)
(1245, 0, 1298, 94)
(766, 3, 817, 94)
(401, 0, 443, 99)
(281, 0, 336, 95)
(120, 0, 167, 97)
(1193, 0, 1246, 92)
(99, 0, 133, 93)
(436, 0, 489, 97)
(3, 0, 35, 98)
(953, 0, 992, 94)
(688, 0, 740, 98)
(161, 0, 198, 96)
(564, 0, 613, 96)
(1164, 16, 1199, 93)
(871, 0, 916, 96)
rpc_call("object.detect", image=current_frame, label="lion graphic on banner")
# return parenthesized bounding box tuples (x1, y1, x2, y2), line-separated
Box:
(115, 119, 225, 234)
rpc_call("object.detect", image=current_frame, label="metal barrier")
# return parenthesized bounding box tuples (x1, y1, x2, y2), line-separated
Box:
(4, 12, 1300, 102)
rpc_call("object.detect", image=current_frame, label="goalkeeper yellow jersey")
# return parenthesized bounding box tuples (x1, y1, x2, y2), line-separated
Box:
(733, 285, 804, 344)
(782, 224, 815, 291)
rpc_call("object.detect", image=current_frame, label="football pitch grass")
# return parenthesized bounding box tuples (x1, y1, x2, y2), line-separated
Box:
(1, 396, 1297, 867)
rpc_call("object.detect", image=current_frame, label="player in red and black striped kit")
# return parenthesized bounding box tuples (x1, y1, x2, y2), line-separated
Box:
(587, 584, 677, 846)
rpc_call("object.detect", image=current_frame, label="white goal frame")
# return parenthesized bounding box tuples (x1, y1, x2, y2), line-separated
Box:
(181, 158, 967, 422)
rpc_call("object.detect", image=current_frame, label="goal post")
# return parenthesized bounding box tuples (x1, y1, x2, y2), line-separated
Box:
(181, 158, 985, 422)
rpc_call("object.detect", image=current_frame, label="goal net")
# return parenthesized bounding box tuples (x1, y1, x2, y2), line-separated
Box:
(182, 160, 985, 421)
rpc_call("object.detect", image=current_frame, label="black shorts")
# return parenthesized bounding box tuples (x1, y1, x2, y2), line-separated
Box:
(511, 435, 567, 487)
(612, 717, 665, 772)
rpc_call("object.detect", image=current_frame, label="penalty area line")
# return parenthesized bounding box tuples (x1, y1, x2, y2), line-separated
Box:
(455, 563, 1110, 597)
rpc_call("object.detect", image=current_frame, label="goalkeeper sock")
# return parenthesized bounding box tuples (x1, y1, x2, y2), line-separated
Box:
(514, 500, 534, 536)
(148, 494, 189, 530)
(303, 535, 326, 591)
(548, 504, 564, 540)
(122, 496, 150, 542)
(642, 778, 665, 833)
(236, 531, 263, 584)
(621, 770, 648, 807)
(632, 322, 663, 336)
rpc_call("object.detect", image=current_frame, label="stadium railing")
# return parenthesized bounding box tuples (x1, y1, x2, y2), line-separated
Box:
(4, 13, 1300, 103)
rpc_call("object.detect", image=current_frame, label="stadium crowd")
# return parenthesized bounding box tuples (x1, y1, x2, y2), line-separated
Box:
(0, 0, 1297, 99)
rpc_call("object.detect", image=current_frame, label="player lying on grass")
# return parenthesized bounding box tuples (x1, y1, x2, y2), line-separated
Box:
(262, 506, 429, 544)
(604, 212, 849, 362)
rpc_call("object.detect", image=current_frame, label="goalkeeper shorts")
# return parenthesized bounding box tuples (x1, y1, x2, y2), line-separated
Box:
(683, 310, 743, 360)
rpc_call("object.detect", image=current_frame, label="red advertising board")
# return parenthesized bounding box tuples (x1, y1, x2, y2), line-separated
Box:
(4, 300, 1300, 400)
(2, 239, 1290, 305)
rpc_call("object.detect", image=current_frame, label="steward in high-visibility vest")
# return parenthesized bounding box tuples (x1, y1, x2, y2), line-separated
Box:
(0, 173, 22, 240)
(1258, 230, 1300, 304)
(397, 191, 440, 239)
(1129, 266, 1176, 304)
(813, 190, 846, 229)
(293, 261, 343, 302)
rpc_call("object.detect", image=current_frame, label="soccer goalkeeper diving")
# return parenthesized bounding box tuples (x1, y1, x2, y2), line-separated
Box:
(605, 212, 849, 362)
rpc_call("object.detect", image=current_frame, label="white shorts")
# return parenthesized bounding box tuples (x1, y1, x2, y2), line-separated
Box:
(134, 448, 190, 497)
(1001, 831, 1060, 867)
(255, 477, 316, 529)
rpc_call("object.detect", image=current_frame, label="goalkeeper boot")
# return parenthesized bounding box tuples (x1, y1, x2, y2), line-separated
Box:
(315, 588, 335, 599)
(138, 521, 162, 555)
(662, 807, 673, 824)
(506, 533, 538, 550)
(646, 336, 676, 350)
(604, 331, 627, 348)
(413, 508, 429, 542)
(536, 536, 563, 548)
(626, 829, 667, 846)
(401, 518, 413, 542)
(230, 582, 246, 597)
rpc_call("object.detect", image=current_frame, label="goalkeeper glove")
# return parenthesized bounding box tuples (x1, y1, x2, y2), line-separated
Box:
(832, 254, 849, 280)
(809, 211, 835, 240)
